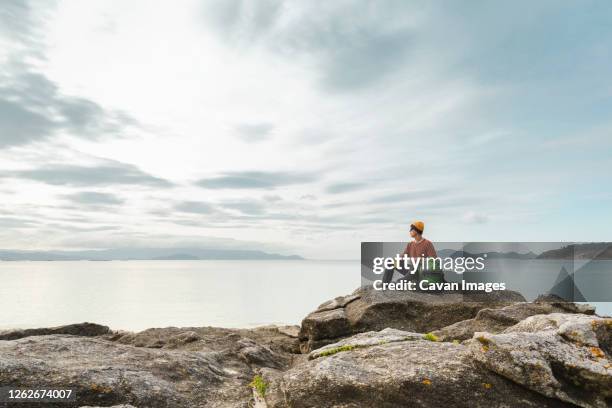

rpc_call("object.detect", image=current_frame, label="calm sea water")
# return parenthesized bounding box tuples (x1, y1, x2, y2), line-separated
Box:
(0, 260, 359, 331)
(1, 260, 609, 331)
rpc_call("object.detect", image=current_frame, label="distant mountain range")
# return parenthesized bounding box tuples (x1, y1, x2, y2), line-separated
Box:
(436, 249, 537, 259)
(435, 243, 612, 260)
(537, 243, 612, 260)
(0, 248, 304, 261)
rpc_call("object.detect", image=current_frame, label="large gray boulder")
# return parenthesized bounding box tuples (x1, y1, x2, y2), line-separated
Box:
(0, 335, 226, 407)
(263, 328, 572, 407)
(0, 326, 297, 407)
(299, 287, 525, 352)
(468, 313, 612, 408)
(433, 295, 596, 341)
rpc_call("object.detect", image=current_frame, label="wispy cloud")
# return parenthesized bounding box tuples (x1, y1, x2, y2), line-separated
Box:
(174, 201, 215, 214)
(234, 122, 274, 142)
(196, 171, 315, 189)
(0, 70, 136, 148)
(220, 199, 266, 215)
(0, 216, 36, 228)
(64, 191, 124, 206)
(0, 0, 136, 150)
(326, 182, 368, 194)
(0, 0, 38, 46)
(463, 211, 489, 224)
(6, 162, 172, 187)
(367, 189, 445, 204)
(202, 1, 419, 91)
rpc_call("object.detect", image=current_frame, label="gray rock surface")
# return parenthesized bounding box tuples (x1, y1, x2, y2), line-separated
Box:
(0, 322, 109, 340)
(80, 406, 137, 408)
(309, 328, 424, 360)
(107, 325, 300, 355)
(468, 313, 612, 408)
(299, 286, 525, 352)
(264, 329, 573, 408)
(0, 326, 298, 407)
(0, 292, 608, 407)
(0, 335, 226, 407)
(433, 295, 596, 342)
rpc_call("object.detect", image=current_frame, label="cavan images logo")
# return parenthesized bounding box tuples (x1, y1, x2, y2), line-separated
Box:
(370, 253, 507, 293)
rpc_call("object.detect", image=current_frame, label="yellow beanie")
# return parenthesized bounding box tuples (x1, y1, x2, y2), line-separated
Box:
(411, 221, 425, 233)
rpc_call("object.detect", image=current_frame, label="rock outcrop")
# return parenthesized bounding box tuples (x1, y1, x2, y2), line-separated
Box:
(80, 405, 136, 408)
(308, 328, 425, 360)
(262, 312, 611, 407)
(299, 286, 525, 352)
(0, 290, 609, 407)
(469, 313, 612, 408)
(106, 325, 300, 355)
(433, 295, 596, 341)
(0, 326, 298, 407)
(80, 404, 136, 408)
(263, 328, 574, 408)
(0, 322, 109, 340)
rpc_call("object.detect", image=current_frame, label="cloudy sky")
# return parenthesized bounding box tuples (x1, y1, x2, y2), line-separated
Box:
(0, 0, 611, 259)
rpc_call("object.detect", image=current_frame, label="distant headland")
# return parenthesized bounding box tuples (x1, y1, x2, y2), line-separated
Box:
(0, 247, 304, 261)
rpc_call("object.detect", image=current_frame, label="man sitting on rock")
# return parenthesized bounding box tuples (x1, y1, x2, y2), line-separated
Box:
(382, 221, 437, 283)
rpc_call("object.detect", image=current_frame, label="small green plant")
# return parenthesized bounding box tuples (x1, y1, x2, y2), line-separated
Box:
(452, 339, 460, 345)
(424, 332, 440, 342)
(476, 335, 491, 352)
(250, 375, 267, 398)
(317, 344, 358, 357)
(476, 335, 490, 345)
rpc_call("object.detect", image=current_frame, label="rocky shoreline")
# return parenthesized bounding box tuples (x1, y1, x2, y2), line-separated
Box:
(0, 288, 610, 407)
